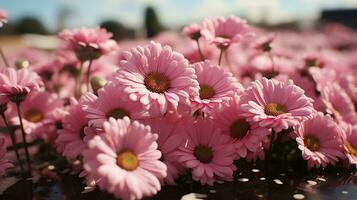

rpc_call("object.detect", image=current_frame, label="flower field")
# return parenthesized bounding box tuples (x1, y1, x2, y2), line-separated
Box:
(0, 7, 357, 200)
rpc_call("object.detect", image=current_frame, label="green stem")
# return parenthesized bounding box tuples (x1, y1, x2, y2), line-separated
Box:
(15, 102, 31, 176)
(270, 129, 275, 146)
(196, 40, 205, 61)
(218, 48, 224, 65)
(86, 59, 93, 92)
(7, 139, 40, 150)
(224, 50, 234, 73)
(0, 112, 25, 175)
(265, 129, 276, 166)
(268, 51, 276, 77)
(75, 62, 84, 98)
(0, 47, 10, 68)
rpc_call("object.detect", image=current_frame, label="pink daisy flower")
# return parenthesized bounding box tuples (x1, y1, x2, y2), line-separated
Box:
(182, 23, 202, 40)
(338, 73, 357, 104)
(0, 68, 43, 101)
(212, 97, 270, 158)
(0, 136, 12, 182)
(82, 82, 149, 129)
(239, 78, 315, 132)
(308, 67, 337, 91)
(246, 52, 296, 76)
(252, 33, 276, 53)
(115, 41, 199, 115)
(46, 107, 69, 144)
(176, 119, 236, 185)
(294, 112, 344, 169)
(56, 98, 89, 159)
(6, 48, 51, 70)
(181, 40, 216, 64)
(321, 83, 357, 124)
(8, 91, 63, 139)
(83, 117, 167, 200)
(340, 124, 357, 167)
(54, 49, 79, 68)
(59, 27, 117, 62)
(246, 137, 270, 162)
(0, 10, 8, 28)
(144, 113, 185, 185)
(290, 73, 325, 112)
(190, 60, 242, 113)
(201, 16, 254, 49)
(78, 167, 98, 191)
(78, 126, 105, 189)
(302, 53, 326, 69)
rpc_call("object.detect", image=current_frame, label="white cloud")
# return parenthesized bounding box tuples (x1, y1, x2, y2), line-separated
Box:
(191, 0, 236, 19)
(187, 0, 296, 24)
(187, 0, 357, 25)
(59, 0, 357, 29)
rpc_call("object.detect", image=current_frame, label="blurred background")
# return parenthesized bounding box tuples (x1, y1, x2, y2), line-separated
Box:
(0, 0, 357, 48)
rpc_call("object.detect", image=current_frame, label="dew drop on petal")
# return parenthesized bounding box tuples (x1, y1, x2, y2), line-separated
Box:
(252, 169, 260, 173)
(181, 193, 208, 200)
(82, 186, 96, 193)
(48, 165, 55, 170)
(316, 177, 326, 182)
(293, 194, 305, 200)
(238, 178, 249, 182)
(341, 190, 348, 194)
(306, 180, 317, 185)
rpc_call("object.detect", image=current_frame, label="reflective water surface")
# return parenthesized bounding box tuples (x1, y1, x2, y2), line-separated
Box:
(2, 162, 357, 200)
(1, 143, 357, 200)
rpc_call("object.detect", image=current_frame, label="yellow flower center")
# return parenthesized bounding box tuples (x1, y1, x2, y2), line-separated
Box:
(144, 72, 171, 93)
(230, 119, 250, 139)
(106, 108, 130, 119)
(116, 151, 139, 171)
(194, 145, 213, 163)
(305, 58, 317, 67)
(345, 142, 357, 157)
(24, 109, 44, 123)
(264, 103, 286, 116)
(304, 135, 320, 152)
(199, 84, 215, 99)
(15, 59, 30, 69)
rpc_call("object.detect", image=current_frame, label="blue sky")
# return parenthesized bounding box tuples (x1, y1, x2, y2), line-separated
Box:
(1, 0, 357, 31)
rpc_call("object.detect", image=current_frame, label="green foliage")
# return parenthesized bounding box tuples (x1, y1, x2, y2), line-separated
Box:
(100, 20, 135, 40)
(15, 16, 48, 34)
(144, 6, 164, 38)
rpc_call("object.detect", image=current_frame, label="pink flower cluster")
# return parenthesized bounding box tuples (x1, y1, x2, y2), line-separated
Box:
(0, 13, 357, 199)
(0, 9, 7, 28)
